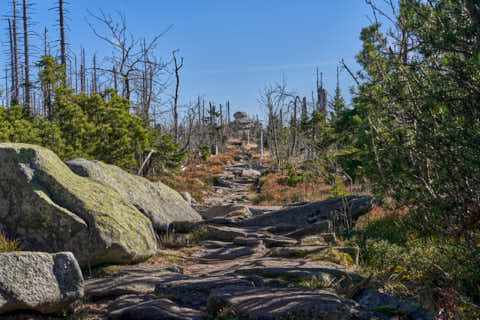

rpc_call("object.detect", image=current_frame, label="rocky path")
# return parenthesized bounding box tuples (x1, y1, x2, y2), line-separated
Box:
(201, 143, 265, 208)
(82, 193, 433, 320)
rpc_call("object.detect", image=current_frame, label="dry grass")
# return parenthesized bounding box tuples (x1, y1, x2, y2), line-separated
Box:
(0, 232, 22, 253)
(253, 172, 336, 206)
(150, 152, 238, 204)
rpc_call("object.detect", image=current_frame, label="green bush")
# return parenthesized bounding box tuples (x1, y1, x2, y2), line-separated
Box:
(0, 56, 183, 173)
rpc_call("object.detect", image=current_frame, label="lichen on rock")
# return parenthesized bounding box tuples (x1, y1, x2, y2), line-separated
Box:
(0, 143, 157, 267)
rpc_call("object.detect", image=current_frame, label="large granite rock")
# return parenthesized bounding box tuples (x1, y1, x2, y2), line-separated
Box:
(239, 196, 373, 228)
(0, 252, 84, 314)
(67, 158, 201, 231)
(0, 143, 157, 267)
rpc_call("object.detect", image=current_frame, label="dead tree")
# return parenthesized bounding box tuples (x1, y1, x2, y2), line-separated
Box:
(58, 0, 67, 72)
(87, 10, 170, 101)
(172, 50, 183, 144)
(11, 0, 19, 103)
(8, 19, 17, 104)
(22, 0, 31, 109)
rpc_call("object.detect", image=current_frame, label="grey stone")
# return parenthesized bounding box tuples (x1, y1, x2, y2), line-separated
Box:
(109, 298, 204, 320)
(239, 196, 373, 228)
(207, 286, 353, 320)
(199, 244, 265, 261)
(67, 158, 201, 232)
(0, 143, 157, 267)
(86, 271, 188, 299)
(201, 204, 252, 220)
(0, 251, 84, 314)
(213, 178, 232, 188)
(241, 168, 261, 180)
(286, 220, 333, 238)
(155, 276, 253, 308)
(233, 237, 264, 247)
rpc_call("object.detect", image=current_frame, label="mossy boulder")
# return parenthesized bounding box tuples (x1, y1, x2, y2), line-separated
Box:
(0, 143, 157, 267)
(67, 158, 201, 231)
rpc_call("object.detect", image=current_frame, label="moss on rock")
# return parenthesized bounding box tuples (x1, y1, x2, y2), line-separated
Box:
(0, 143, 157, 267)
(67, 158, 202, 231)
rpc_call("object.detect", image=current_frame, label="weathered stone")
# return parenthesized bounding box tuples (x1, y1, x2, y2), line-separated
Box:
(262, 236, 298, 248)
(199, 244, 265, 261)
(109, 298, 204, 320)
(86, 271, 188, 299)
(239, 196, 373, 228)
(0, 143, 157, 267)
(229, 257, 363, 288)
(207, 286, 353, 320)
(0, 252, 83, 314)
(269, 246, 359, 265)
(154, 276, 253, 308)
(233, 237, 264, 247)
(213, 178, 232, 188)
(108, 294, 158, 312)
(201, 204, 252, 220)
(286, 220, 333, 238)
(204, 225, 248, 241)
(201, 240, 230, 249)
(180, 192, 196, 205)
(241, 168, 261, 180)
(67, 158, 201, 231)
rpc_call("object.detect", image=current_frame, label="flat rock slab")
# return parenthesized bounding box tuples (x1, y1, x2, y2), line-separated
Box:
(205, 225, 249, 241)
(108, 294, 158, 312)
(199, 245, 265, 261)
(201, 240, 231, 249)
(263, 236, 298, 248)
(86, 272, 188, 299)
(269, 246, 360, 264)
(207, 286, 353, 320)
(286, 221, 332, 238)
(233, 237, 264, 247)
(227, 258, 362, 287)
(109, 298, 204, 320)
(154, 276, 253, 308)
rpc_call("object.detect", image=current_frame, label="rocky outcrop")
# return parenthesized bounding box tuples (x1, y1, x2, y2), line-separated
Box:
(0, 252, 83, 314)
(0, 143, 157, 267)
(67, 158, 202, 231)
(239, 195, 373, 228)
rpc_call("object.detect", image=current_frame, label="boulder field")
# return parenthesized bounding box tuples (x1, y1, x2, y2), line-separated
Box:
(0, 143, 200, 267)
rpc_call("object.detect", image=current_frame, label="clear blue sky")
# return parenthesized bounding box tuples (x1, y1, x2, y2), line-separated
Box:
(2, 1, 383, 118)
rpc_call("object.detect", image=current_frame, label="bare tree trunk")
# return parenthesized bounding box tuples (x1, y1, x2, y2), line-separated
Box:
(92, 54, 97, 94)
(11, 1, 19, 103)
(59, 0, 66, 74)
(74, 54, 78, 93)
(80, 48, 86, 92)
(22, 0, 30, 110)
(43, 27, 48, 56)
(172, 50, 183, 144)
(113, 65, 118, 92)
(8, 19, 16, 104)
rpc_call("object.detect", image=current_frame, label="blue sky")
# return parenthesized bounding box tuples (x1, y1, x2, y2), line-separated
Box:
(2, 1, 382, 118)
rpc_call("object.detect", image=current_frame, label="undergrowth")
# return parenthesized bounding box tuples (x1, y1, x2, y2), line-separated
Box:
(343, 207, 480, 319)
